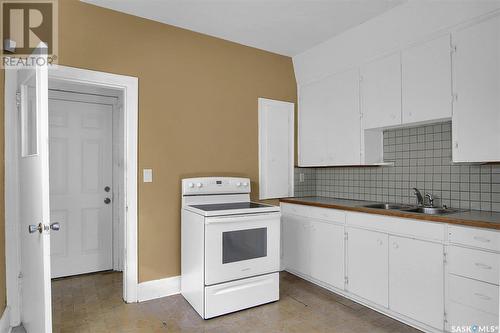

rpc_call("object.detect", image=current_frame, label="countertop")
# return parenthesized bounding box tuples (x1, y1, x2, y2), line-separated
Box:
(280, 197, 500, 230)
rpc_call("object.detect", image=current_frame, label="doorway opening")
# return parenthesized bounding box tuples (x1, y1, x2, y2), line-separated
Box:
(48, 80, 124, 279)
(4, 65, 139, 329)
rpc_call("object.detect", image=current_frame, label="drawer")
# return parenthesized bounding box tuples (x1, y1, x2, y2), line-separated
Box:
(347, 211, 445, 242)
(448, 246, 499, 285)
(307, 206, 345, 224)
(447, 301, 499, 330)
(281, 203, 345, 224)
(448, 274, 498, 315)
(281, 203, 311, 217)
(204, 272, 279, 319)
(449, 225, 500, 252)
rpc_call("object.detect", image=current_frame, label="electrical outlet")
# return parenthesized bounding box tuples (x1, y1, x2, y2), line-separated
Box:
(299, 173, 305, 183)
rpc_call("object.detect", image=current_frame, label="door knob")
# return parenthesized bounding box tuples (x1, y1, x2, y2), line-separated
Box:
(104, 186, 111, 192)
(50, 222, 60, 231)
(104, 198, 111, 204)
(28, 223, 43, 234)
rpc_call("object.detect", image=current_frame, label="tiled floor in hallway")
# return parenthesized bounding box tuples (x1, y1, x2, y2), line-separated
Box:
(52, 271, 421, 333)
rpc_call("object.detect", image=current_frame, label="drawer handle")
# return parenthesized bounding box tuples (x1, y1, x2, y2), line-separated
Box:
(213, 279, 272, 295)
(474, 293, 492, 301)
(475, 262, 492, 270)
(473, 236, 491, 243)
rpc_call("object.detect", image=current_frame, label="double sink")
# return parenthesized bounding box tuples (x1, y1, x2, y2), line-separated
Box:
(362, 203, 461, 215)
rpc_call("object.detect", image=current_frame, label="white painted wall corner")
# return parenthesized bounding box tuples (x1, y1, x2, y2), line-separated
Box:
(137, 276, 181, 302)
(0, 307, 12, 333)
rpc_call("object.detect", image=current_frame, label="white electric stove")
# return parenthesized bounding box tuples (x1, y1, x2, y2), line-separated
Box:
(181, 177, 280, 319)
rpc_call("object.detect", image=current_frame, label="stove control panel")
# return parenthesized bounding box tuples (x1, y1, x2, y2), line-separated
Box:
(182, 177, 251, 195)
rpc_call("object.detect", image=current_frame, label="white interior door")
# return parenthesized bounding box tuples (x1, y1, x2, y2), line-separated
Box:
(17, 50, 52, 332)
(49, 97, 113, 278)
(258, 98, 294, 199)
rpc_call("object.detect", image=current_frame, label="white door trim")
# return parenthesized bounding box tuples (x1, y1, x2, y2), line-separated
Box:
(4, 68, 21, 328)
(4, 65, 139, 326)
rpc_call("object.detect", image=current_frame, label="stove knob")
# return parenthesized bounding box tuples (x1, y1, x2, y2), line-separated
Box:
(236, 182, 241, 187)
(188, 183, 194, 188)
(196, 182, 203, 188)
(243, 182, 248, 187)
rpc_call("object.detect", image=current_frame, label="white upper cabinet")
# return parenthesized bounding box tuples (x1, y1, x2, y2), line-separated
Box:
(299, 68, 360, 166)
(361, 52, 402, 129)
(296, 10, 500, 165)
(299, 79, 328, 166)
(402, 35, 452, 124)
(452, 15, 500, 163)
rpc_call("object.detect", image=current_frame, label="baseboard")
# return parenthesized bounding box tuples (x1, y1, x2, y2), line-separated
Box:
(0, 307, 11, 333)
(137, 275, 181, 302)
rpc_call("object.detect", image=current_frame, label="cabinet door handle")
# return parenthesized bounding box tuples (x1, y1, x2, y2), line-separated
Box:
(392, 242, 398, 249)
(474, 293, 492, 301)
(473, 236, 491, 243)
(377, 239, 383, 246)
(475, 262, 492, 270)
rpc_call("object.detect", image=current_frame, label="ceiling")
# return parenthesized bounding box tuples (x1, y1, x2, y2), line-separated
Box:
(82, 0, 404, 56)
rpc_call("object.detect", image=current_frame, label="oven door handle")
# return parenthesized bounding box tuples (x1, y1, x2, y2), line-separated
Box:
(205, 212, 281, 224)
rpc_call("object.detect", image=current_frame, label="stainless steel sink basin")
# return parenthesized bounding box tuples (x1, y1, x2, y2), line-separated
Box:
(401, 206, 460, 215)
(363, 203, 414, 210)
(362, 203, 461, 215)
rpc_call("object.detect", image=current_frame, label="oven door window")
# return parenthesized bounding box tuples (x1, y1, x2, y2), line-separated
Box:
(222, 228, 267, 264)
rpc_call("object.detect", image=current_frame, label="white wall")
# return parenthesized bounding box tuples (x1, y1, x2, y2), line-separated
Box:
(293, 0, 500, 86)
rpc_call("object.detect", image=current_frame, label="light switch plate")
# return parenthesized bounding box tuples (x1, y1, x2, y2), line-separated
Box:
(143, 169, 153, 183)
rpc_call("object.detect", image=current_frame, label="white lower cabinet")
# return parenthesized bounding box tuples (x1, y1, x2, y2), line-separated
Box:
(446, 226, 500, 332)
(281, 203, 500, 333)
(346, 227, 388, 307)
(389, 235, 444, 330)
(282, 205, 345, 290)
(447, 275, 499, 330)
(283, 214, 311, 276)
(310, 220, 344, 289)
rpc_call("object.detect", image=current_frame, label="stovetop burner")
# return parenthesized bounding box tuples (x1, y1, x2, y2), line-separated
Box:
(189, 202, 271, 212)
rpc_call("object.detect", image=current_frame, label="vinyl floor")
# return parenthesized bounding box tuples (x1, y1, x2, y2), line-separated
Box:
(52, 271, 421, 333)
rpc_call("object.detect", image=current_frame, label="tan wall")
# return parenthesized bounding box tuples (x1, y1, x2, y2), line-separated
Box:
(0, 1, 295, 304)
(55, 1, 297, 282)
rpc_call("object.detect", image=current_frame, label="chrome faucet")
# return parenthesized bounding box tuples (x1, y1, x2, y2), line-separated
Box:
(412, 188, 424, 206)
(425, 192, 435, 207)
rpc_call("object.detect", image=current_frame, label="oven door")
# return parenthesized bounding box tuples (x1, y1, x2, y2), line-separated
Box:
(204, 212, 280, 285)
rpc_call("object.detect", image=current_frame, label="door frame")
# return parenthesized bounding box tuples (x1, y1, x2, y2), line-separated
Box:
(4, 65, 139, 326)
